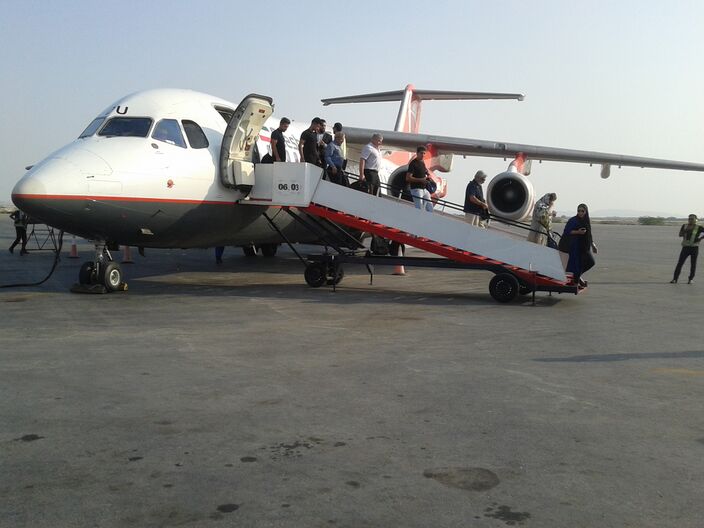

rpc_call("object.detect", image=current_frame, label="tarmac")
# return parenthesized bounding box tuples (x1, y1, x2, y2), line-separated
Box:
(1, 218, 702, 528)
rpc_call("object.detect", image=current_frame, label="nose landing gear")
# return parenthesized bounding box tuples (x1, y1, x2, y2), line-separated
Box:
(72, 243, 128, 293)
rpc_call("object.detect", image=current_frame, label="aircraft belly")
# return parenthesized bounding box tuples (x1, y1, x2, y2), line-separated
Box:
(26, 197, 322, 248)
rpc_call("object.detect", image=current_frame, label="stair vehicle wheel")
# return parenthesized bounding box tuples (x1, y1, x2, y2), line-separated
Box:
(489, 273, 520, 303)
(304, 263, 327, 287)
(326, 264, 344, 285)
(242, 245, 257, 257)
(260, 243, 278, 257)
(102, 262, 123, 292)
(79, 261, 96, 285)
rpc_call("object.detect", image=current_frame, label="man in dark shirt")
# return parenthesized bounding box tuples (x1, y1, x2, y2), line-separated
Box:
(671, 214, 704, 284)
(406, 146, 433, 213)
(464, 170, 489, 227)
(9, 209, 28, 255)
(299, 117, 323, 166)
(270, 117, 290, 162)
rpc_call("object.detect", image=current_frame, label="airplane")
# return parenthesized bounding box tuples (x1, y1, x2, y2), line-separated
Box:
(11, 84, 704, 292)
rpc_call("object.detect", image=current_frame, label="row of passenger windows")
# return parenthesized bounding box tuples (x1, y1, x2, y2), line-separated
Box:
(79, 117, 209, 149)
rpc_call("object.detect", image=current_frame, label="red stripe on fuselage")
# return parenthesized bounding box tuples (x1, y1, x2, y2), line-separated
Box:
(12, 194, 242, 205)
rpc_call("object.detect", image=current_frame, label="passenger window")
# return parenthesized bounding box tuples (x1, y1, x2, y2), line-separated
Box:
(182, 120, 209, 149)
(99, 117, 153, 137)
(152, 119, 186, 148)
(79, 117, 106, 138)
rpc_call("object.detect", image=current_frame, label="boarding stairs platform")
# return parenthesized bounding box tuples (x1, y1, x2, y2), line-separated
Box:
(241, 162, 579, 302)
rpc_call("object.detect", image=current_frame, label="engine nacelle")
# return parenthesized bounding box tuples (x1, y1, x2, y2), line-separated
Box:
(486, 171, 535, 221)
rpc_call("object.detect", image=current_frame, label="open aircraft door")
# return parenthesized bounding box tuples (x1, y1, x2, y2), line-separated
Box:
(219, 94, 273, 195)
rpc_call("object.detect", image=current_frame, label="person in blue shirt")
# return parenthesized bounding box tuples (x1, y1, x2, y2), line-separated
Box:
(324, 132, 348, 186)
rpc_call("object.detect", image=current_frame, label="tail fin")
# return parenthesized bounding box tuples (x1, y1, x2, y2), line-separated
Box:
(321, 85, 524, 133)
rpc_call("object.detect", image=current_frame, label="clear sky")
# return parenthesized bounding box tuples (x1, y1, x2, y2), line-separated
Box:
(1, 0, 702, 216)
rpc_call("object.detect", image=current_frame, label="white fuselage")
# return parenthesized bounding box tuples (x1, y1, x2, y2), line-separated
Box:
(11, 89, 397, 248)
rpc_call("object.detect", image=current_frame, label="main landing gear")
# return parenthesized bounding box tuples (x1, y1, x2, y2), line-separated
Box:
(71, 243, 128, 294)
(241, 243, 279, 257)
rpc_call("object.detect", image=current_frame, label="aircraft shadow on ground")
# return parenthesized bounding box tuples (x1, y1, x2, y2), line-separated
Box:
(2, 253, 563, 307)
(130, 279, 563, 308)
(533, 350, 704, 362)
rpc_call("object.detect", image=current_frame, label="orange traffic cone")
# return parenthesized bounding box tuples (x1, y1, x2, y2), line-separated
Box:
(121, 245, 134, 264)
(68, 236, 79, 258)
(392, 244, 406, 275)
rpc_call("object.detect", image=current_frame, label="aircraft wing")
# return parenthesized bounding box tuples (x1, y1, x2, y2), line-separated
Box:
(343, 126, 704, 172)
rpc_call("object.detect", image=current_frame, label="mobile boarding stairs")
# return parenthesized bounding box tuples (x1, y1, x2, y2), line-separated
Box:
(240, 162, 580, 303)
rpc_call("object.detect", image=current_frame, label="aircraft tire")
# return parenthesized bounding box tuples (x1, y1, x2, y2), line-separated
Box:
(242, 245, 257, 257)
(304, 263, 326, 288)
(102, 262, 123, 292)
(260, 244, 278, 257)
(79, 261, 96, 285)
(489, 273, 519, 303)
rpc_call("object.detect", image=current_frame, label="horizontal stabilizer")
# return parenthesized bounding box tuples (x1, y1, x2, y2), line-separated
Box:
(321, 89, 524, 106)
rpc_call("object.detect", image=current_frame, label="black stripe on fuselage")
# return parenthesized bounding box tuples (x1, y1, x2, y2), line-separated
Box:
(14, 196, 323, 248)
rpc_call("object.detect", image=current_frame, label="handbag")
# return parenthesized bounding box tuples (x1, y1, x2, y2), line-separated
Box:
(350, 179, 369, 193)
(546, 233, 559, 250)
(426, 179, 437, 194)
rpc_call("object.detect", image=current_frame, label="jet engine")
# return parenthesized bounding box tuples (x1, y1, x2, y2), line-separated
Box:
(486, 171, 535, 221)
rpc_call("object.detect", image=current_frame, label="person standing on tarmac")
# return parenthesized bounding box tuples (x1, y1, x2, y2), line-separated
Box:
(9, 209, 28, 255)
(670, 214, 704, 284)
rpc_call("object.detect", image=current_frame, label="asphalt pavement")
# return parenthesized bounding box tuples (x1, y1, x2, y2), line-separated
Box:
(1, 219, 702, 527)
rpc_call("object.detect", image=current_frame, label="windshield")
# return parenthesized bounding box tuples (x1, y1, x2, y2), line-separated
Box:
(78, 117, 106, 138)
(98, 117, 153, 137)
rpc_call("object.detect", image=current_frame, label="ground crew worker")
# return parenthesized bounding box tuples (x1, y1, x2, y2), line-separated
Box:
(670, 214, 704, 284)
(9, 209, 28, 255)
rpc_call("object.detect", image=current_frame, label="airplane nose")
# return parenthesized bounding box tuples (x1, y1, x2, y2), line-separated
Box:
(11, 158, 78, 225)
(11, 147, 114, 231)
(12, 168, 49, 211)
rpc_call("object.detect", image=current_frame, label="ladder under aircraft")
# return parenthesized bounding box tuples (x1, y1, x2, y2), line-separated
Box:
(243, 162, 579, 301)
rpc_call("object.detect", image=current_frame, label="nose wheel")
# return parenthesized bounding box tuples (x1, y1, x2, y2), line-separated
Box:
(73, 243, 128, 293)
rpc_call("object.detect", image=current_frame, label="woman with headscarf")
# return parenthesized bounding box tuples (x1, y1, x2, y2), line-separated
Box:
(558, 203, 598, 287)
(527, 193, 557, 245)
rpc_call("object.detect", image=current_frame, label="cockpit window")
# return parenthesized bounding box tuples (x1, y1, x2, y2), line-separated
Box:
(79, 117, 106, 138)
(152, 119, 187, 148)
(182, 120, 209, 149)
(99, 117, 152, 138)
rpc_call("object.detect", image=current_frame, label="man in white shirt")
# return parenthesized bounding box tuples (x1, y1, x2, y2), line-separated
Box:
(359, 133, 383, 196)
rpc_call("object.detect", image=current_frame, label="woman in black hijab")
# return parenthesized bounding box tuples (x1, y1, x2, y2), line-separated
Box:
(558, 203, 598, 287)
